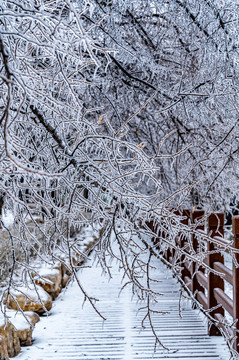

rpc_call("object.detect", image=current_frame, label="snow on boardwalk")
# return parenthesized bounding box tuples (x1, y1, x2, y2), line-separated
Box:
(16, 253, 230, 360)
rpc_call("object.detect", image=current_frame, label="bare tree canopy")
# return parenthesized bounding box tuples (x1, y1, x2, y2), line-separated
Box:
(0, 0, 239, 357)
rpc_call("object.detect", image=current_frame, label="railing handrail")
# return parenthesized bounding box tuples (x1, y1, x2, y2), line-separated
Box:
(150, 210, 239, 353)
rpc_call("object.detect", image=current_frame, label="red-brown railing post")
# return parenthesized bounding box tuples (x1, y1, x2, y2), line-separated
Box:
(165, 246, 171, 262)
(180, 209, 191, 281)
(170, 209, 190, 265)
(164, 209, 177, 263)
(163, 223, 170, 262)
(191, 210, 205, 297)
(146, 220, 156, 243)
(232, 216, 239, 352)
(207, 213, 224, 335)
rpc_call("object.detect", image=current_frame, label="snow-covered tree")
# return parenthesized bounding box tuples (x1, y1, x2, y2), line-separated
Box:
(0, 0, 238, 355)
(0, 0, 183, 306)
(85, 0, 239, 211)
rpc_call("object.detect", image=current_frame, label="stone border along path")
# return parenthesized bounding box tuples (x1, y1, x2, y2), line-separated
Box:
(0, 252, 72, 360)
(14, 242, 230, 360)
(0, 231, 97, 359)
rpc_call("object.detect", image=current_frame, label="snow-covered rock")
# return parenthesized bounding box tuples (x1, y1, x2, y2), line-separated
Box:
(6, 310, 37, 346)
(0, 317, 20, 358)
(35, 267, 62, 299)
(0, 335, 9, 360)
(62, 273, 71, 288)
(12, 321, 32, 346)
(23, 311, 40, 326)
(6, 285, 52, 314)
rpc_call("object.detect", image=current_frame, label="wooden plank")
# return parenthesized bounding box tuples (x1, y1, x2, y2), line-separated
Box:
(213, 288, 233, 316)
(213, 262, 233, 285)
(197, 291, 208, 309)
(214, 235, 232, 248)
(196, 270, 208, 290)
(184, 276, 192, 291)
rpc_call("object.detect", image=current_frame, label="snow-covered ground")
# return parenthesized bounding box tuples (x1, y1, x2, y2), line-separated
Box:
(15, 242, 230, 360)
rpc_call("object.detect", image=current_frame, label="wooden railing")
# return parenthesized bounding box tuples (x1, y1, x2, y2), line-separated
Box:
(151, 210, 239, 352)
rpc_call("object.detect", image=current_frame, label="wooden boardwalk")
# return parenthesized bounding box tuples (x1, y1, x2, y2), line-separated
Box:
(16, 251, 230, 360)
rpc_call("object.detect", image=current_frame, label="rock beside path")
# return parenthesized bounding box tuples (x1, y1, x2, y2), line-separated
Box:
(14, 324, 32, 347)
(35, 267, 62, 299)
(0, 319, 20, 358)
(6, 286, 52, 314)
(6, 310, 39, 346)
(24, 311, 40, 326)
(61, 263, 72, 288)
(0, 335, 9, 360)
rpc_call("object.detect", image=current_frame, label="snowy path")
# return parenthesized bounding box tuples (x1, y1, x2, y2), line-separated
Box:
(16, 251, 230, 360)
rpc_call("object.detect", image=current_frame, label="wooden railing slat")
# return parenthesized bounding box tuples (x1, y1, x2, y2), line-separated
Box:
(197, 291, 208, 309)
(213, 288, 233, 317)
(213, 262, 233, 286)
(213, 236, 232, 247)
(196, 271, 208, 290)
(184, 276, 192, 292)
